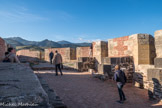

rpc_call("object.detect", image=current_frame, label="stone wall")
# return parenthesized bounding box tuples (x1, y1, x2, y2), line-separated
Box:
(133, 65, 155, 89)
(0, 37, 6, 61)
(44, 47, 76, 63)
(108, 34, 155, 66)
(92, 41, 108, 64)
(76, 47, 91, 59)
(145, 30, 162, 100)
(16, 49, 42, 59)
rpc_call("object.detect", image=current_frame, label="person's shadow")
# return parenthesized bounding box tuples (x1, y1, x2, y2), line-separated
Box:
(148, 78, 162, 106)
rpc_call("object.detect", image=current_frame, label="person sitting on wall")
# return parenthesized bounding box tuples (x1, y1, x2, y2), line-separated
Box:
(114, 65, 127, 103)
(49, 51, 54, 64)
(53, 50, 63, 76)
(3, 47, 20, 63)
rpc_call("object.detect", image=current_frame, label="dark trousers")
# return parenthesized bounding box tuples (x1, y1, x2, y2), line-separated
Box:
(50, 58, 53, 64)
(55, 64, 63, 75)
(117, 84, 126, 101)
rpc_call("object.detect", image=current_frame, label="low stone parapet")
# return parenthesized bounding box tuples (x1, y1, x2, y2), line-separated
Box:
(0, 63, 49, 107)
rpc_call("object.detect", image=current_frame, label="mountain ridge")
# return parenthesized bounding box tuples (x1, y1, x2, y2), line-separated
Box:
(3, 37, 91, 48)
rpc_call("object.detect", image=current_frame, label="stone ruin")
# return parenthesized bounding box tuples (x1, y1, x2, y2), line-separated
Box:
(44, 48, 76, 63)
(16, 49, 44, 63)
(0, 30, 162, 102)
(0, 37, 7, 61)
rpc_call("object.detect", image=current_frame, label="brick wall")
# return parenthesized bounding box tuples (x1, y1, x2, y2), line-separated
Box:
(44, 47, 76, 63)
(92, 41, 108, 64)
(0, 37, 6, 61)
(108, 34, 155, 65)
(76, 47, 91, 59)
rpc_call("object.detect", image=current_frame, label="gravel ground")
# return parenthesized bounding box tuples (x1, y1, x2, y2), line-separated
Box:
(35, 70, 162, 108)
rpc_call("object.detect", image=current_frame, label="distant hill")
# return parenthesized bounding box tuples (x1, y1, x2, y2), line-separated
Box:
(5, 37, 37, 45)
(37, 39, 61, 47)
(3, 37, 91, 49)
(57, 40, 72, 45)
(4, 38, 24, 47)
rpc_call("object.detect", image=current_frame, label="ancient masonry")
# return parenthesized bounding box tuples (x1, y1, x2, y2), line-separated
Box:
(16, 49, 43, 62)
(44, 48, 76, 63)
(76, 47, 91, 59)
(17, 49, 42, 59)
(92, 41, 108, 64)
(146, 30, 162, 100)
(0, 30, 162, 101)
(0, 63, 66, 108)
(0, 37, 6, 61)
(108, 34, 155, 66)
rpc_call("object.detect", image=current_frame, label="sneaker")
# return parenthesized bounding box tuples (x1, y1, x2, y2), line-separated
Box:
(55, 74, 58, 76)
(123, 98, 126, 101)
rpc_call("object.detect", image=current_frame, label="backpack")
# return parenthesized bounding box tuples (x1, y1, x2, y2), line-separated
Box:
(3, 55, 11, 62)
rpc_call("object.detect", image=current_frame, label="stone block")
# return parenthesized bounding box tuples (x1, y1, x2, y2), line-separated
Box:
(0, 37, 6, 61)
(155, 30, 162, 58)
(93, 41, 108, 64)
(147, 69, 162, 81)
(76, 62, 83, 72)
(154, 58, 162, 68)
(101, 57, 111, 64)
(78, 57, 89, 62)
(44, 48, 76, 63)
(97, 64, 111, 75)
(0, 63, 49, 107)
(108, 34, 155, 65)
(76, 47, 91, 59)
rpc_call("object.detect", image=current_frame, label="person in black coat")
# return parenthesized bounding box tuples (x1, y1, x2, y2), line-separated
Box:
(49, 51, 54, 64)
(114, 65, 127, 103)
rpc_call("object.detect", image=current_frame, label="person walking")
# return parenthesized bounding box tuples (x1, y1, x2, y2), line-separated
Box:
(114, 65, 127, 103)
(53, 50, 63, 76)
(49, 51, 54, 64)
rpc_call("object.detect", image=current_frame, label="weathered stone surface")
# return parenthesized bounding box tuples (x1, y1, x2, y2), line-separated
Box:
(154, 58, 162, 68)
(97, 64, 111, 75)
(147, 69, 162, 81)
(76, 47, 91, 59)
(146, 69, 162, 100)
(101, 57, 111, 64)
(16, 49, 44, 62)
(75, 57, 96, 72)
(44, 48, 76, 63)
(92, 41, 108, 64)
(0, 37, 6, 61)
(108, 34, 155, 65)
(77, 57, 90, 62)
(134, 65, 154, 89)
(0, 63, 49, 107)
(17, 49, 43, 59)
(155, 30, 162, 58)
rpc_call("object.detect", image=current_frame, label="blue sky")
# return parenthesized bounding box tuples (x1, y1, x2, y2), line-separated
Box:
(0, 0, 162, 43)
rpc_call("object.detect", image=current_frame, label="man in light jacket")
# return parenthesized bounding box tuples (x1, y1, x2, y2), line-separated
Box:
(53, 50, 63, 76)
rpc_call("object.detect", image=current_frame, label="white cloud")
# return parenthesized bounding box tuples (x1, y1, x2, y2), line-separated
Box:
(0, 9, 47, 22)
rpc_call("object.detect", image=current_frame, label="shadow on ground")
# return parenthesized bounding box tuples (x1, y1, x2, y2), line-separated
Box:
(35, 70, 162, 108)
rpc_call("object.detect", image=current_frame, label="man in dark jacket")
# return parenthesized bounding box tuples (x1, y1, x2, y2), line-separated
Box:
(49, 51, 54, 64)
(114, 65, 127, 103)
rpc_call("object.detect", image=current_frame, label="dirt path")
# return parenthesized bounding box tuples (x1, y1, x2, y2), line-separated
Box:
(35, 70, 162, 108)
